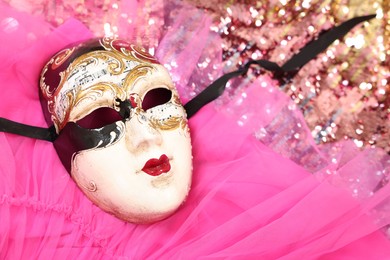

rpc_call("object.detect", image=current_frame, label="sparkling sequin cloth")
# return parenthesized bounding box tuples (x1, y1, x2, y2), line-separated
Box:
(2, 0, 389, 153)
(187, 0, 389, 153)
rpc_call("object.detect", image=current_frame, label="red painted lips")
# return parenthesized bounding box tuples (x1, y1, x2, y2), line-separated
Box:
(142, 154, 171, 176)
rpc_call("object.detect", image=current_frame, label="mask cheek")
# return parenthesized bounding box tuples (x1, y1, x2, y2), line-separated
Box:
(70, 141, 140, 219)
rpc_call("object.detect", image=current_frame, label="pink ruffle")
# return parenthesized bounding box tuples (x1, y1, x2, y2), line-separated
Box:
(1, 2, 390, 259)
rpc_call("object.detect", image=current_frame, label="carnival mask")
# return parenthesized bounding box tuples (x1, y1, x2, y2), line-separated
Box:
(39, 38, 192, 223)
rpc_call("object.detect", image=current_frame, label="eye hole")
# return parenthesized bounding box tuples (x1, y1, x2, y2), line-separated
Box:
(77, 107, 122, 129)
(142, 88, 172, 111)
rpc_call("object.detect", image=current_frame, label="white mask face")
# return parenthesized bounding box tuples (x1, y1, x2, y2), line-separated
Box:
(40, 38, 193, 223)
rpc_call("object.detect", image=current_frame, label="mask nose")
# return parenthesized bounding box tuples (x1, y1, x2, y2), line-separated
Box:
(125, 113, 163, 152)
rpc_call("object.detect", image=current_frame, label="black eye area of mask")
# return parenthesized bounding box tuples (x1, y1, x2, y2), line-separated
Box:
(76, 87, 173, 129)
(77, 107, 123, 129)
(142, 88, 172, 111)
(54, 120, 124, 172)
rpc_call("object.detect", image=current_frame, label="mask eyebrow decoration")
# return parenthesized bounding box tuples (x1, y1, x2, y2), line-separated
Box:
(0, 14, 375, 223)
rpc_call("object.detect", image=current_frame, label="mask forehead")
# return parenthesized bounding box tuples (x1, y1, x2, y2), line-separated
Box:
(40, 37, 162, 132)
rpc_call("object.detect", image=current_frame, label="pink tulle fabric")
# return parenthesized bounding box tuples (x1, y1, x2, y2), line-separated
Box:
(1, 2, 390, 259)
